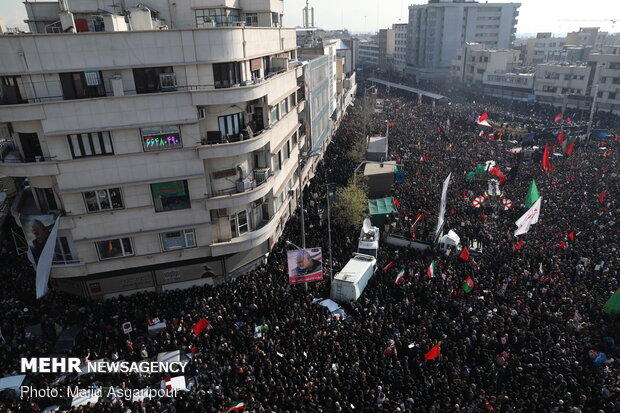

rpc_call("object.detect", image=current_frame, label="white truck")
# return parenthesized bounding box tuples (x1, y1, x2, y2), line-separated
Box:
(330, 253, 377, 302)
(358, 219, 380, 258)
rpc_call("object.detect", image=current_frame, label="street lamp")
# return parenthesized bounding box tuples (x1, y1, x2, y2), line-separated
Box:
(324, 182, 337, 283)
(296, 147, 321, 290)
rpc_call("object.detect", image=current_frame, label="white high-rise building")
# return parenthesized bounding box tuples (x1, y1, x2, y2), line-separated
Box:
(0, 0, 311, 298)
(407, 0, 520, 79)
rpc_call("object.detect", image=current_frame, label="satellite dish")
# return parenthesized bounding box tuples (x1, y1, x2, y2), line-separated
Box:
(362, 218, 371, 234)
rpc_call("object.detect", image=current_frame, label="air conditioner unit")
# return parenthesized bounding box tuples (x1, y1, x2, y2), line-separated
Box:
(198, 108, 206, 119)
(159, 73, 177, 91)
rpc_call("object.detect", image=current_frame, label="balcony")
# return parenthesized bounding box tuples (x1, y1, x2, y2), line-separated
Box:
(206, 169, 273, 210)
(210, 209, 280, 256)
(0, 141, 59, 177)
(198, 108, 300, 159)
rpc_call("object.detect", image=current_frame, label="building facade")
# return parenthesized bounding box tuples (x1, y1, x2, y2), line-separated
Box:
(393, 23, 409, 75)
(407, 0, 520, 79)
(524, 33, 566, 65)
(451, 43, 520, 86)
(354, 40, 380, 70)
(0, 0, 311, 298)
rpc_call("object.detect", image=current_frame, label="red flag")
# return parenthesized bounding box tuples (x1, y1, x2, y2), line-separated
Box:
(478, 112, 489, 122)
(463, 190, 468, 200)
(459, 246, 470, 261)
(192, 318, 209, 335)
(383, 261, 395, 271)
(425, 343, 441, 360)
(388, 122, 395, 127)
(566, 140, 575, 155)
(599, 191, 606, 204)
(514, 240, 523, 250)
(568, 232, 575, 241)
(615, 135, 619, 142)
(393, 198, 400, 209)
(566, 117, 571, 123)
(557, 132, 564, 145)
(558, 241, 567, 249)
(554, 113, 563, 123)
(542, 144, 552, 172)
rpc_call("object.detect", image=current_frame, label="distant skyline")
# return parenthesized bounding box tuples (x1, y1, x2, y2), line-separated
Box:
(1, 0, 618, 36)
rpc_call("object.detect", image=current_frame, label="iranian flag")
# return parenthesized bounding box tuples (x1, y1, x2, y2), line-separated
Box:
(463, 276, 474, 293)
(221, 402, 245, 413)
(395, 268, 406, 285)
(563, 136, 577, 155)
(427, 260, 436, 279)
(525, 179, 540, 208)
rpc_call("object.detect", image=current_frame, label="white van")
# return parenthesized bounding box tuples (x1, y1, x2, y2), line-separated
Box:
(330, 253, 377, 302)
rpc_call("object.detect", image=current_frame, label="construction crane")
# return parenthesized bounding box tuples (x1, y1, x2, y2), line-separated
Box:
(557, 19, 617, 29)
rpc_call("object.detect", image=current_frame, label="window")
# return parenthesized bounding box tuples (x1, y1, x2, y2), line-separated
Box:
(132, 67, 174, 94)
(280, 98, 288, 115)
(151, 180, 191, 212)
(213, 62, 241, 88)
(84, 188, 123, 212)
(229, 210, 249, 237)
(273, 151, 282, 171)
(195, 8, 240, 28)
(284, 140, 290, 160)
(245, 13, 258, 26)
(60, 71, 105, 99)
(274, 191, 284, 211)
(270, 105, 280, 124)
(97, 237, 133, 260)
(609, 92, 617, 100)
(161, 229, 196, 251)
(1, 76, 27, 104)
(68, 131, 114, 158)
(218, 112, 245, 139)
(271, 12, 280, 27)
(140, 125, 182, 152)
(53, 236, 75, 264)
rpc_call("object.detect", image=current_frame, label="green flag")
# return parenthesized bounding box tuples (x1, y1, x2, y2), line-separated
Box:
(525, 180, 540, 208)
(603, 290, 620, 314)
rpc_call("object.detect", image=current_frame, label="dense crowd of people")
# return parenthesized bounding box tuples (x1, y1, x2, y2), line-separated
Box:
(0, 82, 619, 412)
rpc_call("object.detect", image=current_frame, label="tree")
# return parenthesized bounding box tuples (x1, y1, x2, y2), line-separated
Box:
(332, 181, 369, 230)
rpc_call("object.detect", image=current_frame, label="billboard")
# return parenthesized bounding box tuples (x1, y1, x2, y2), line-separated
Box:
(287, 248, 323, 284)
(19, 213, 60, 299)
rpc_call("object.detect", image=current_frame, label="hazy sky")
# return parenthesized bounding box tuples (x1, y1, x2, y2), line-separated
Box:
(1, 0, 617, 35)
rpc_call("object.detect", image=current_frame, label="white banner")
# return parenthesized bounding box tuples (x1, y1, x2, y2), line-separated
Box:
(20, 214, 60, 299)
(514, 197, 542, 236)
(435, 173, 452, 238)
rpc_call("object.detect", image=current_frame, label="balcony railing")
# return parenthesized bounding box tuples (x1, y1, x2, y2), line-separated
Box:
(209, 168, 273, 198)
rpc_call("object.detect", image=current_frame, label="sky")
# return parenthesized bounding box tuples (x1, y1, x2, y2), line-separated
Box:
(1, 0, 617, 36)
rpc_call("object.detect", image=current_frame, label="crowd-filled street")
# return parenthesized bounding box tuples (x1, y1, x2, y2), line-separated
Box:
(1, 84, 619, 413)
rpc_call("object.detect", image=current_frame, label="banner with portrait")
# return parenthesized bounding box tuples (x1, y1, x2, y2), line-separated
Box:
(19, 214, 60, 299)
(287, 248, 323, 284)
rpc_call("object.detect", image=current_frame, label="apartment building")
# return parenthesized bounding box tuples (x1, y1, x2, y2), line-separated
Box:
(451, 43, 520, 86)
(378, 28, 395, 67)
(533, 63, 592, 108)
(407, 0, 520, 79)
(354, 40, 380, 69)
(524, 33, 566, 65)
(393, 24, 409, 75)
(589, 48, 620, 114)
(0, 0, 310, 298)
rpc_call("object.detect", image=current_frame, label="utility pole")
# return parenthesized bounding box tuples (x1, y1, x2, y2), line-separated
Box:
(586, 83, 599, 145)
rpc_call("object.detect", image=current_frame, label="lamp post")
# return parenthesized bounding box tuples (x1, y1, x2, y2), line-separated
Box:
(324, 182, 336, 283)
(296, 147, 321, 290)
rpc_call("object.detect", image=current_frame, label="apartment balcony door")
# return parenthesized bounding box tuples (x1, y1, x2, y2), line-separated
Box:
(18, 132, 43, 162)
(34, 187, 58, 213)
(251, 107, 264, 133)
